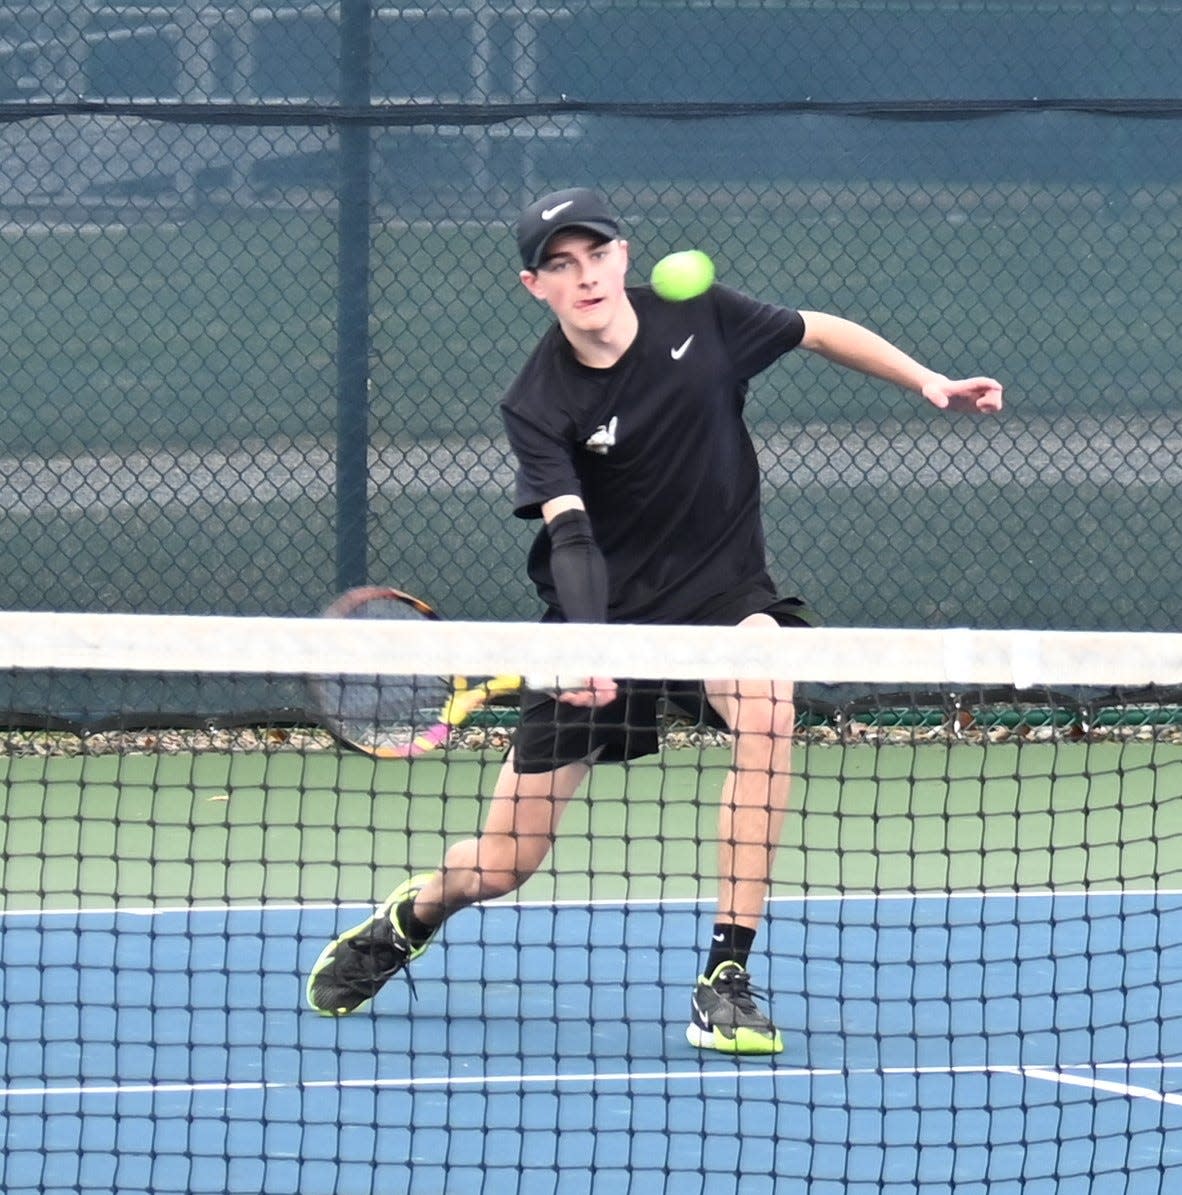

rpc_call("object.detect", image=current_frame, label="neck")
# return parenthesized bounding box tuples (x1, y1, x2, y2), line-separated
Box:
(562, 297, 639, 369)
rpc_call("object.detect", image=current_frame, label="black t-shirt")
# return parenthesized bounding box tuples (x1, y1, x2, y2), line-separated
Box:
(500, 284, 805, 624)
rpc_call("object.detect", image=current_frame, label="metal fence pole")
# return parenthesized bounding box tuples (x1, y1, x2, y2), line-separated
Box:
(335, 0, 372, 593)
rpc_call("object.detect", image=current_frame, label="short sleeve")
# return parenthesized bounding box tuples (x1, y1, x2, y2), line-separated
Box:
(710, 284, 805, 380)
(501, 403, 582, 520)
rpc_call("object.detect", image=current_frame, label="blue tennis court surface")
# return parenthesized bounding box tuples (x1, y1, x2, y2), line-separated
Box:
(3, 893, 1182, 1194)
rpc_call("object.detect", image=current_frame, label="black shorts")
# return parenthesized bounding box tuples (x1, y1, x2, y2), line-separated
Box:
(511, 595, 814, 774)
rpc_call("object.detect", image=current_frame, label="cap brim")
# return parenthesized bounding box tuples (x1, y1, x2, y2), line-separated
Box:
(525, 220, 620, 268)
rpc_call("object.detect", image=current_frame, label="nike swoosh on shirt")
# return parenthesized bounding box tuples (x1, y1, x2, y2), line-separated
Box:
(671, 336, 694, 360)
(541, 200, 575, 220)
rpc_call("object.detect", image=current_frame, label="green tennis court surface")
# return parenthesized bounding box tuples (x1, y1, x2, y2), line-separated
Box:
(3, 740, 1180, 910)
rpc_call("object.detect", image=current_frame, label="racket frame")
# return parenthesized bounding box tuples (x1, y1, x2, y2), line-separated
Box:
(318, 586, 520, 758)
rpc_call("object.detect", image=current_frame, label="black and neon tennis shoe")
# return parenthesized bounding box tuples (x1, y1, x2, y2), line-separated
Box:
(306, 873, 437, 1015)
(686, 961, 784, 1055)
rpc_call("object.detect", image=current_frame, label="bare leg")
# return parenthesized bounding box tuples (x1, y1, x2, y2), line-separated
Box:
(704, 613, 795, 929)
(410, 750, 591, 927)
(688, 617, 794, 1054)
(304, 749, 591, 1017)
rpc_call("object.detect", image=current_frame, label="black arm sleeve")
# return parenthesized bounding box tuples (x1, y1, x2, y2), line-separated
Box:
(547, 509, 609, 623)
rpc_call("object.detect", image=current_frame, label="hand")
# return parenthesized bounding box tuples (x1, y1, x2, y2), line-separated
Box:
(922, 375, 1004, 414)
(556, 677, 619, 708)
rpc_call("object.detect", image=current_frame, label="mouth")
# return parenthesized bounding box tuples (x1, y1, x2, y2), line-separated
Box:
(574, 296, 603, 313)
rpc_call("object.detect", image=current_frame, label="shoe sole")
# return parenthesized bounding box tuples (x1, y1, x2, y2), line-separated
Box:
(685, 1022, 784, 1055)
(306, 874, 434, 1016)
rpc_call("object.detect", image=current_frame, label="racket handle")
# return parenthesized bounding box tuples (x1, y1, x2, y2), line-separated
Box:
(392, 674, 523, 758)
(439, 674, 522, 724)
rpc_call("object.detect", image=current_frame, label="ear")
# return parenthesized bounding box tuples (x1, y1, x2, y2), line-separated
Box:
(519, 269, 546, 301)
(612, 239, 630, 275)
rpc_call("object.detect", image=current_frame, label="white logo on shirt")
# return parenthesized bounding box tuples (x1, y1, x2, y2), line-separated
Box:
(541, 200, 575, 221)
(584, 416, 618, 455)
(671, 335, 694, 360)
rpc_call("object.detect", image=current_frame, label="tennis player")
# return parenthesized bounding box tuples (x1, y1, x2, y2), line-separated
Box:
(308, 187, 1004, 1053)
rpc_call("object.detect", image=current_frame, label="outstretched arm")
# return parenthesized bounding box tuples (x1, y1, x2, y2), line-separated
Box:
(798, 310, 1004, 413)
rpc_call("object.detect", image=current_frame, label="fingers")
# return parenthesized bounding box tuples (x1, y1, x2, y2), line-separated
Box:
(929, 376, 1005, 413)
(957, 377, 1004, 408)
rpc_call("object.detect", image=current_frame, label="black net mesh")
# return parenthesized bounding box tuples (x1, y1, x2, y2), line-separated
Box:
(1, 615, 1181, 1192)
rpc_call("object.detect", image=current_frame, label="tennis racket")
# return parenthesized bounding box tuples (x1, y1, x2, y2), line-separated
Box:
(309, 586, 522, 758)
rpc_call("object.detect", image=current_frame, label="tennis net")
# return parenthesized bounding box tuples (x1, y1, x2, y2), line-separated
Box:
(2, 611, 1182, 1195)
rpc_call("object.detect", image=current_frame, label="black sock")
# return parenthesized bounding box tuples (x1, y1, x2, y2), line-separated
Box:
(703, 922, 757, 978)
(395, 898, 438, 949)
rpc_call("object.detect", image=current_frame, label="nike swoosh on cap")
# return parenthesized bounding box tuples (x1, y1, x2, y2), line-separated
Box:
(541, 200, 575, 221)
(671, 336, 694, 360)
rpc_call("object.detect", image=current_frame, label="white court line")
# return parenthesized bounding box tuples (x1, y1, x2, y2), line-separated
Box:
(4, 1061, 1182, 1104)
(996, 1066, 1182, 1108)
(4, 887, 1182, 920)
(4, 894, 1180, 1109)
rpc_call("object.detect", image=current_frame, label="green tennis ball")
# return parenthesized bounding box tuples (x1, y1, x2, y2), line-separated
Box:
(650, 250, 716, 301)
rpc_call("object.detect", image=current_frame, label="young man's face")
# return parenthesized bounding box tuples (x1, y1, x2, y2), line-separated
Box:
(520, 232, 630, 336)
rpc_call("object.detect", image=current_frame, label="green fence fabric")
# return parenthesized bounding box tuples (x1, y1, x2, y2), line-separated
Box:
(1, 1, 1179, 630)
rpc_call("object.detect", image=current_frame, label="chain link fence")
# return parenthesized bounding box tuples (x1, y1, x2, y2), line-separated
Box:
(1, 1, 1180, 629)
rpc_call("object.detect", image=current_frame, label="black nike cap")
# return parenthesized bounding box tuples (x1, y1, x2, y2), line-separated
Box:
(516, 187, 621, 270)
